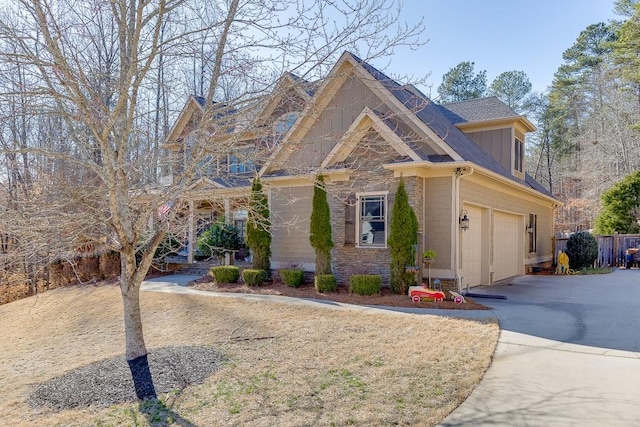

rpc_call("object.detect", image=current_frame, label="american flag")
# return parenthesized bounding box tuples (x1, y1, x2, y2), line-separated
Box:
(157, 201, 173, 220)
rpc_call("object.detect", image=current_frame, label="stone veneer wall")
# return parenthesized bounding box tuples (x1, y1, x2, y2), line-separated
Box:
(328, 135, 423, 285)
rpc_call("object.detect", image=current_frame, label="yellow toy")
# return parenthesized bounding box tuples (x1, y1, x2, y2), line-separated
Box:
(556, 251, 576, 275)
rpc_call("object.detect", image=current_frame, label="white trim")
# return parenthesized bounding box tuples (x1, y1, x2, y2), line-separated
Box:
(355, 191, 389, 249)
(260, 52, 462, 176)
(165, 96, 205, 145)
(187, 176, 226, 191)
(320, 107, 422, 168)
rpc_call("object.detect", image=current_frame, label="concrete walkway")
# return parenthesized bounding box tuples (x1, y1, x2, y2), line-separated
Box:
(142, 271, 640, 426)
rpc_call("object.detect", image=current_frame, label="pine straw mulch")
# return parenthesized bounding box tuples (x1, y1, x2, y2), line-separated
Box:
(189, 276, 491, 311)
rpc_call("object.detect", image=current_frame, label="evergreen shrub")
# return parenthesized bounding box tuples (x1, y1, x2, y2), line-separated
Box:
(242, 269, 267, 286)
(280, 269, 304, 288)
(349, 274, 382, 295)
(314, 274, 337, 293)
(565, 231, 598, 270)
(209, 266, 240, 283)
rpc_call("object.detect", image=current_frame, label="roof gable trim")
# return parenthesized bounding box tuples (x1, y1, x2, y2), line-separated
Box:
(320, 107, 422, 168)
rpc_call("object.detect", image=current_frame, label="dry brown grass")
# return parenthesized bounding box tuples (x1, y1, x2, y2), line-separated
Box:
(0, 282, 499, 426)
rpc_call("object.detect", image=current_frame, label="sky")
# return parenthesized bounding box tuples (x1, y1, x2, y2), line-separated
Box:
(378, 0, 620, 96)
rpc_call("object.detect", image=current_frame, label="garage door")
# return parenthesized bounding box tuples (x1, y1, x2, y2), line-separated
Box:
(493, 211, 522, 282)
(461, 206, 483, 287)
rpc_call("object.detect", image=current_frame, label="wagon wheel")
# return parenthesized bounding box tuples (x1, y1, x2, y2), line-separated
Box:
(411, 295, 421, 303)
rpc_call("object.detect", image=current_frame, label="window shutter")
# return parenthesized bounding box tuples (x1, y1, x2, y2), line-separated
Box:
(344, 194, 356, 245)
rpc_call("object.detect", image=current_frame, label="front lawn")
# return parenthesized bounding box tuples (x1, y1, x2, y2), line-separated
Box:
(0, 283, 498, 426)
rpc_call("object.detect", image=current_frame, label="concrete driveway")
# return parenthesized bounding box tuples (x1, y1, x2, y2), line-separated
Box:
(440, 269, 640, 426)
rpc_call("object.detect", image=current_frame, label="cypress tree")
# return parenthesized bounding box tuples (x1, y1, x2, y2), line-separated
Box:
(309, 175, 333, 275)
(246, 177, 271, 272)
(387, 178, 418, 294)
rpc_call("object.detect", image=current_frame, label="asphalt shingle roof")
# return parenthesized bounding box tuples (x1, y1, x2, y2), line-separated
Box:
(440, 97, 520, 124)
(350, 53, 553, 198)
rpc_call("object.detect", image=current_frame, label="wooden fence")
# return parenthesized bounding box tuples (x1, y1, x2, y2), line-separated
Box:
(553, 234, 640, 267)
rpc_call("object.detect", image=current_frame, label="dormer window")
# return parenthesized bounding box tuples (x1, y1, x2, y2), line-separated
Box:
(514, 137, 524, 176)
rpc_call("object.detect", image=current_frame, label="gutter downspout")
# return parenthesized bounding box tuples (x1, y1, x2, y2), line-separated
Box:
(453, 166, 474, 292)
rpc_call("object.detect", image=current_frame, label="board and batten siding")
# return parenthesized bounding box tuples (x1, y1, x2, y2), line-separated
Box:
(269, 186, 315, 269)
(465, 128, 512, 174)
(288, 75, 388, 169)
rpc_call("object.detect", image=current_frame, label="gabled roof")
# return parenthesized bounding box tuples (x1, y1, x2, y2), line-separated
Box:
(177, 51, 552, 199)
(440, 96, 536, 132)
(352, 55, 514, 178)
(254, 72, 315, 126)
(349, 53, 549, 196)
(440, 96, 519, 123)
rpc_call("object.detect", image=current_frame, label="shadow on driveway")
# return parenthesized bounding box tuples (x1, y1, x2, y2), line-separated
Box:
(472, 269, 640, 353)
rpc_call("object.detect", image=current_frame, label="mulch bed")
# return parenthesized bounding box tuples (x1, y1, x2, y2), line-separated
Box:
(189, 277, 491, 311)
(29, 346, 226, 411)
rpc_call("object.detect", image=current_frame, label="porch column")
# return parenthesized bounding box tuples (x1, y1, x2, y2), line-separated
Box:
(223, 197, 233, 266)
(188, 199, 195, 264)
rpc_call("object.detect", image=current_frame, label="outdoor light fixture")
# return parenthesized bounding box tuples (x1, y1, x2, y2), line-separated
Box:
(459, 210, 470, 230)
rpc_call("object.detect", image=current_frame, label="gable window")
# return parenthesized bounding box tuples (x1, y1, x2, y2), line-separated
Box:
(357, 192, 387, 247)
(273, 112, 299, 138)
(229, 154, 254, 174)
(528, 213, 537, 253)
(514, 137, 524, 174)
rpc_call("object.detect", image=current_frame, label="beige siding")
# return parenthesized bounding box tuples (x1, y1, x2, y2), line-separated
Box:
(423, 176, 453, 270)
(466, 128, 512, 173)
(289, 75, 387, 169)
(270, 186, 315, 268)
(461, 205, 484, 287)
(460, 177, 554, 264)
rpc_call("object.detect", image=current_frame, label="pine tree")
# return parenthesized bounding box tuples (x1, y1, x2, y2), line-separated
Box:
(437, 61, 487, 103)
(246, 177, 271, 272)
(387, 178, 418, 294)
(309, 175, 333, 275)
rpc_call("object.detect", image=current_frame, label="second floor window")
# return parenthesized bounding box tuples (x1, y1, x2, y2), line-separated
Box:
(229, 154, 254, 174)
(514, 138, 524, 174)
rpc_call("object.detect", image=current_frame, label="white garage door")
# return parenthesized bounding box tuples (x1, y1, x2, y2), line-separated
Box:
(461, 206, 483, 287)
(493, 211, 522, 282)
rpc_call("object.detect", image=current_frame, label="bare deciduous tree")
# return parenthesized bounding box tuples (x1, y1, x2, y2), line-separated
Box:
(0, 0, 423, 399)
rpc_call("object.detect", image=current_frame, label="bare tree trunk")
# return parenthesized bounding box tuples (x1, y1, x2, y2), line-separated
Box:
(120, 249, 156, 400)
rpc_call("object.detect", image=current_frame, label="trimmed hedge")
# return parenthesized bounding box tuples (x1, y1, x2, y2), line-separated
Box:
(314, 274, 337, 293)
(242, 269, 267, 286)
(280, 269, 304, 288)
(209, 266, 240, 283)
(349, 274, 382, 296)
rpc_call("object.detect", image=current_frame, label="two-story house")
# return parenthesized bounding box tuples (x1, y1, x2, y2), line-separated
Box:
(168, 52, 559, 289)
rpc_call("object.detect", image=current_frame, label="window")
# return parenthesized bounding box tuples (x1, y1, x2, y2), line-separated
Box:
(514, 138, 524, 174)
(273, 112, 298, 137)
(528, 213, 537, 253)
(233, 210, 248, 241)
(229, 154, 254, 174)
(358, 193, 387, 247)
